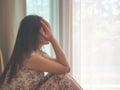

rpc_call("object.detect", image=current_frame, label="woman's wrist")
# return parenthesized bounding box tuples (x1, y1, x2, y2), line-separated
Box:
(50, 36, 56, 43)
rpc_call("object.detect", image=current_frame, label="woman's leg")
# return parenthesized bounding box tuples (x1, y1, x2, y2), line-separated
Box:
(67, 74, 83, 90)
(39, 74, 73, 90)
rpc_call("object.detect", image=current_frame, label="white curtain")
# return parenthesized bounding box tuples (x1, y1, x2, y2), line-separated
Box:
(58, 0, 73, 70)
(72, 0, 120, 90)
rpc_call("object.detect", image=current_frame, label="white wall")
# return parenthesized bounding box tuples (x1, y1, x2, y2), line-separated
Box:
(0, 0, 26, 65)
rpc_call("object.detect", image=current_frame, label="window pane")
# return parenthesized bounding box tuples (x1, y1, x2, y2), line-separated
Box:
(26, 0, 50, 21)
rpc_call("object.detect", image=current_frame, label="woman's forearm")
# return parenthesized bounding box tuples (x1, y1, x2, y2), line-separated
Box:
(51, 38, 70, 67)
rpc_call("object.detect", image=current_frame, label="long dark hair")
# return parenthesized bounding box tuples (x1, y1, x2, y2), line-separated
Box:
(0, 15, 43, 86)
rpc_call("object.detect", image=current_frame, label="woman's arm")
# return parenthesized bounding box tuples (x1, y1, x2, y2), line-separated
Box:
(51, 38, 70, 67)
(40, 20, 70, 70)
(23, 20, 70, 74)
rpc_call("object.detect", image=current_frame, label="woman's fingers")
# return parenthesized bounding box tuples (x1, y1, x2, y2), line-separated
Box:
(40, 19, 52, 33)
(41, 22, 48, 33)
(41, 19, 50, 28)
(40, 19, 54, 41)
(40, 27, 47, 38)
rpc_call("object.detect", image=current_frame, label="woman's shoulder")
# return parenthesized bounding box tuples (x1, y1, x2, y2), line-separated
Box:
(22, 54, 40, 66)
(22, 51, 47, 70)
(22, 51, 57, 72)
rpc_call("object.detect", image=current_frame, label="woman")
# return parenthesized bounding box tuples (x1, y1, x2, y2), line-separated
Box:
(0, 15, 83, 90)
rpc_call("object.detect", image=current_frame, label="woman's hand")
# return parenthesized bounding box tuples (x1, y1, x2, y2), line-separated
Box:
(40, 19, 54, 42)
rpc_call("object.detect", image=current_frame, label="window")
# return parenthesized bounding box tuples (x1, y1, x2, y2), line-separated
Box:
(73, 0, 120, 90)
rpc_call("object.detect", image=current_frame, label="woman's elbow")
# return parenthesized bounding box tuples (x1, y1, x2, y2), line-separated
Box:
(64, 66, 71, 73)
(67, 66, 71, 73)
(59, 65, 71, 74)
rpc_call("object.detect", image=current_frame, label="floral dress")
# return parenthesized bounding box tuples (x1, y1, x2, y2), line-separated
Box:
(0, 67, 73, 90)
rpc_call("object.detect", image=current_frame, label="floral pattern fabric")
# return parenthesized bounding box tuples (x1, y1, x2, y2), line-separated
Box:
(0, 67, 73, 90)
